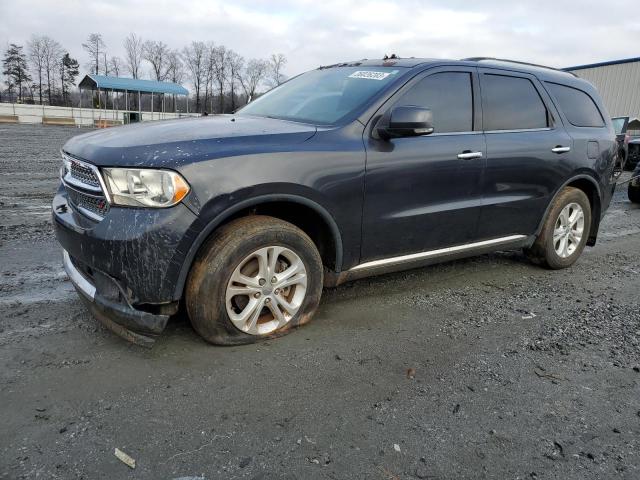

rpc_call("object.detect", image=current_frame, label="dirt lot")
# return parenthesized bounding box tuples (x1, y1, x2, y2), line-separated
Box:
(1, 124, 639, 479)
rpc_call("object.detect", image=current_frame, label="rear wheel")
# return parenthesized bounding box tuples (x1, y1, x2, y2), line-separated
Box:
(186, 216, 323, 345)
(524, 187, 591, 269)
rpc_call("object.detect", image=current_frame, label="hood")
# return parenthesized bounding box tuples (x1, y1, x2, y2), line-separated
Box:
(63, 115, 317, 168)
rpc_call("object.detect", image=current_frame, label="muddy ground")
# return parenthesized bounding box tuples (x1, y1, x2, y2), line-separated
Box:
(0, 124, 639, 479)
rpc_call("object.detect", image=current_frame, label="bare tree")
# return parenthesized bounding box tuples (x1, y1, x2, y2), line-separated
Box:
(102, 52, 110, 75)
(237, 58, 268, 103)
(123, 33, 143, 79)
(182, 41, 206, 112)
(109, 56, 123, 76)
(82, 33, 106, 75)
(227, 50, 244, 111)
(142, 40, 169, 81)
(203, 42, 216, 113)
(42, 36, 63, 104)
(211, 45, 229, 113)
(268, 53, 287, 86)
(166, 49, 184, 110)
(27, 35, 46, 104)
(166, 50, 184, 84)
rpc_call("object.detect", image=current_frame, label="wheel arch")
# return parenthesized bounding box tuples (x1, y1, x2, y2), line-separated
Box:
(535, 174, 602, 247)
(174, 193, 344, 301)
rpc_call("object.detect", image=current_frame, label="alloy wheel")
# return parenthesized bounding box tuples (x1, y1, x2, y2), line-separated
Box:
(553, 202, 585, 258)
(225, 246, 308, 335)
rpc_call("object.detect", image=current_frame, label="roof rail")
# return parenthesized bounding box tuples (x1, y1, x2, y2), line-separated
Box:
(461, 57, 577, 77)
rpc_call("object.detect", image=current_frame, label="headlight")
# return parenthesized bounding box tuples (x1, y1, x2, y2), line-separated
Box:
(102, 168, 190, 208)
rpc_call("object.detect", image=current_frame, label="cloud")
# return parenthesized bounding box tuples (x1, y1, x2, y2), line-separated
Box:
(0, 0, 638, 79)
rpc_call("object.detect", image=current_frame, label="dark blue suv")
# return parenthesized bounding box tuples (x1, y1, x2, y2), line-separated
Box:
(53, 57, 617, 346)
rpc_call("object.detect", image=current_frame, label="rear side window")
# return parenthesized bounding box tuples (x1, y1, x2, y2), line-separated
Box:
(481, 74, 548, 131)
(395, 72, 473, 133)
(545, 82, 605, 127)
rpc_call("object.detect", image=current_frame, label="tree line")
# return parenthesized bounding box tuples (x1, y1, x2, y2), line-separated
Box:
(2, 37, 79, 106)
(2, 32, 288, 113)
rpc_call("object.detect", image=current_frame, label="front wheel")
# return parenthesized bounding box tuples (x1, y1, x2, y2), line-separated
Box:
(186, 216, 323, 345)
(524, 187, 591, 269)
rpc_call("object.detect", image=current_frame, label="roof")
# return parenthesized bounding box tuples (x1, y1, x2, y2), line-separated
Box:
(564, 57, 640, 71)
(78, 74, 188, 95)
(318, 57, 436, 69)
(319, 57, 577, 82)
(462, 57, 577, 77)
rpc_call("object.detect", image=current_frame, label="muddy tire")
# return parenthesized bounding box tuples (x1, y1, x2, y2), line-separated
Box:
(629, 184, 640, 204)
(186, 216, 323, 345)
(524, 187, 591, 269)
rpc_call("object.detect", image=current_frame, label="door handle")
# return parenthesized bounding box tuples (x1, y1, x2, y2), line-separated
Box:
(457, 151, 483, 160)
(551, 146, 571, 153)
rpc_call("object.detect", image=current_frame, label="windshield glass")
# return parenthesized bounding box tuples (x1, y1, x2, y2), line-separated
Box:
(612, 117, 626, 134)
(238, 67, 405, 125)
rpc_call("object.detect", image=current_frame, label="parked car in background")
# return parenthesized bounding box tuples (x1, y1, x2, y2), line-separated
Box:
(612, 116, 630, 169)
(53, 57, 618, 347)
(629, 162, 640, 203)
(627, 136, 640, 170)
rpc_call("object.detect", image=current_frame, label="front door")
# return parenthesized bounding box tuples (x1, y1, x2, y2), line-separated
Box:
(361, 68, 485, 263)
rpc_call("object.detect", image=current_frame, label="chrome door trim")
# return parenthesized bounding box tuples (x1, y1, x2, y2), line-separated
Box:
(350, 235, 527, 271)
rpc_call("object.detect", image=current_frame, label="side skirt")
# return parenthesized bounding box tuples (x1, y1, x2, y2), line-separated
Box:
(324, 234, 532, 287)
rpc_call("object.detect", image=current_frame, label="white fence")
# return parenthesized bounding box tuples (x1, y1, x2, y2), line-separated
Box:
(0, 103, 197, 127)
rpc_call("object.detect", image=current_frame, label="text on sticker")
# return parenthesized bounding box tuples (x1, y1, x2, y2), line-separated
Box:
(349, 71, 391, 81)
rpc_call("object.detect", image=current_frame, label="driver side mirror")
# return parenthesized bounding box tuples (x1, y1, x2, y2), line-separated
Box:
(377, 106, 434, 140)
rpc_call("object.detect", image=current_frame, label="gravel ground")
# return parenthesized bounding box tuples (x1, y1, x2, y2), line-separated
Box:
(0, 124, 639, 480)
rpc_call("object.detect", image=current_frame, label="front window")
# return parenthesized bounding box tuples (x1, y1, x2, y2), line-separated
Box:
(238, 67, 405, 125)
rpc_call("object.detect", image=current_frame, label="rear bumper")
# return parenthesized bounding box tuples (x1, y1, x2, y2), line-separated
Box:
(63, 249, 169, 347)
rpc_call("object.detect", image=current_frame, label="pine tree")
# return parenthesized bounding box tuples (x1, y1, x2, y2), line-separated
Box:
(3, 44, 31, 102)
(60, 53, 79, 106)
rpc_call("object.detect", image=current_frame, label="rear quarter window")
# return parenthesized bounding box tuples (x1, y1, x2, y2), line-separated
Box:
(545, 82, 605, 128)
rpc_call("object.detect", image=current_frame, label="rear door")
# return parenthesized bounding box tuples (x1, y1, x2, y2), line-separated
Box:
(476, 69, 573, 239)
(361, 67, 485, 262)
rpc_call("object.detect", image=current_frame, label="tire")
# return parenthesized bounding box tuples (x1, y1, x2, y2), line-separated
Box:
(524, 187, 591, 269)
(629, 184, 640, 204)
(186, 215, 323, 345)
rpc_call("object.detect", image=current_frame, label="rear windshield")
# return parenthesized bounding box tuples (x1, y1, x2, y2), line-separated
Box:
(545, 82, 605, 127)
(238, 67, 404, 125)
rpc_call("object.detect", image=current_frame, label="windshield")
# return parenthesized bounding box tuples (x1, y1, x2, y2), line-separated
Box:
(612, 117, 626, 134)
(238, 67, 405, 125)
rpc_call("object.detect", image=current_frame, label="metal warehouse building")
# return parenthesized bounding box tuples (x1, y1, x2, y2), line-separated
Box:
(565, 57, 640, 118)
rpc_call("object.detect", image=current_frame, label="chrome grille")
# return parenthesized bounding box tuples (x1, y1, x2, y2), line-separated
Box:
(66, 186, 110, 220)
(61, 152, 110, 221)
(70, 161, 101, 188)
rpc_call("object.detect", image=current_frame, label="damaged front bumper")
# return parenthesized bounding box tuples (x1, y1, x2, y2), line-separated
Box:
(53, 181, 200, 346)
(63, 250, 170, 347)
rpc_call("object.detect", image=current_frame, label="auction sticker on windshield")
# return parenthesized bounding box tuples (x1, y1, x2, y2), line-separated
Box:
(349, 71, 392, 80)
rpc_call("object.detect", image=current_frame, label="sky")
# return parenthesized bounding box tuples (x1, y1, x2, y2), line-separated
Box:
(1, 0, 639, 82)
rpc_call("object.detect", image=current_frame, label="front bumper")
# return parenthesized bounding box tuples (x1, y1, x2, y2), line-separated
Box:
(63, 250, 169, 347)
(53, 181, 200, 346)
(53, 184, 198, 304)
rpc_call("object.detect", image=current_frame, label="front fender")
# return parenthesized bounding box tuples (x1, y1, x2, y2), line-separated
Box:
(172, 189, 344, 301)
